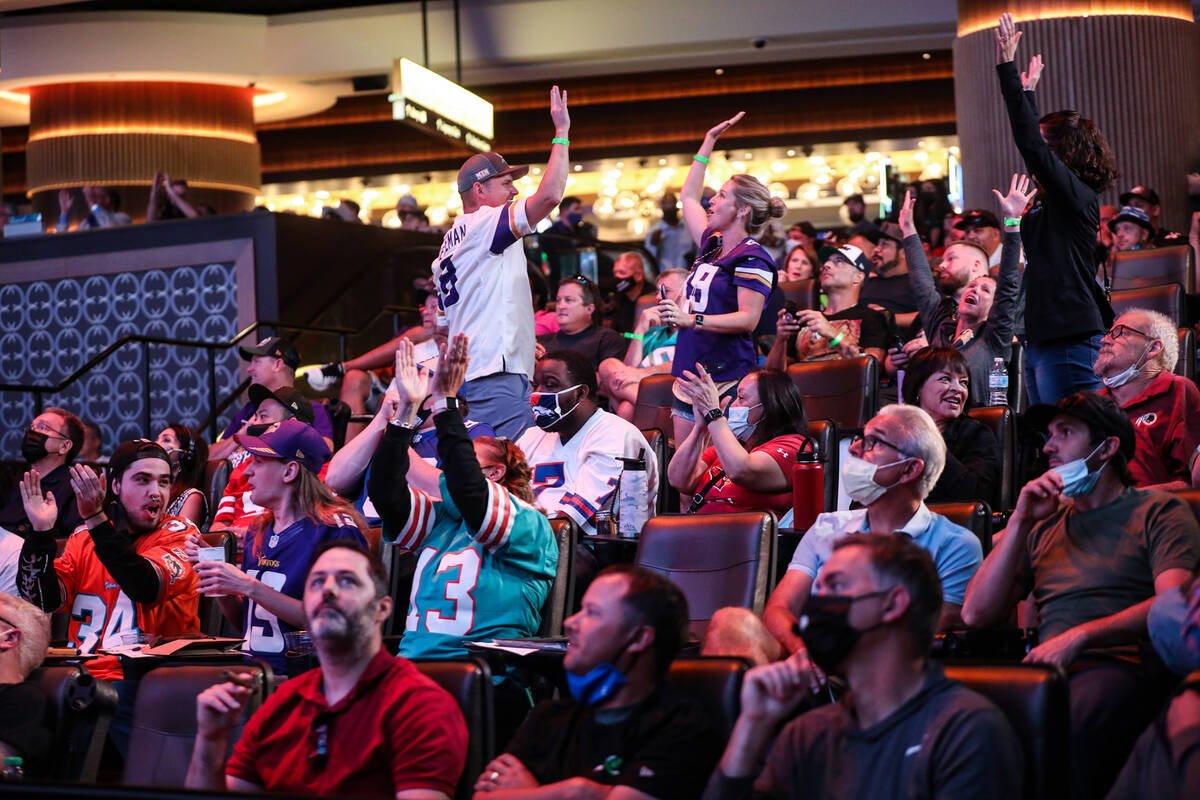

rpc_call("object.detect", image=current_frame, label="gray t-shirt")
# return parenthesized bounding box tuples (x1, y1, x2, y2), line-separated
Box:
(1016, 487, 1200, 652)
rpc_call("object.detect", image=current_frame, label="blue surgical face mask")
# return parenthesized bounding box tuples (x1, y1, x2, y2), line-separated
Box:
(566, 663, 628, 706)
(1054, 441, 1107, 498)
(726, 403, 762, 441)
(1102, 342, 1154, 389)
(530, 384, 583, 430)
(567, 212, 584, 227)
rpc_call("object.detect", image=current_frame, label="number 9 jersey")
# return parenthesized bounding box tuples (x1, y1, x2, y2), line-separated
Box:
(384, 474, 558, 660)
(54, 516, 200, 680)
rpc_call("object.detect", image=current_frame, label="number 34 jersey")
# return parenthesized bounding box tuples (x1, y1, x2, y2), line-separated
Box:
(432, 197, 537, 382)
(387, 475, 558, 661)
(55, 516, 200, 680)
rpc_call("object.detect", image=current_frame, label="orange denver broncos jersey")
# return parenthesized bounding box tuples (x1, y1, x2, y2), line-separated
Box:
(55, 515, 200, 679)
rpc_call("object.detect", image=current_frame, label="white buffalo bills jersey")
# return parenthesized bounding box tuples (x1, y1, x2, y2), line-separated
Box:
(516, 409, 658, 535)
(433, 198, 537, 381)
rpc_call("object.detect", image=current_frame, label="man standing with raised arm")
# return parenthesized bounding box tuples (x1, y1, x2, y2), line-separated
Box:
(433, 86, 571, 439)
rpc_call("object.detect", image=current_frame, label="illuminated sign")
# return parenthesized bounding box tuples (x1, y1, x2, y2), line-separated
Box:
(389, 58, 493, 152)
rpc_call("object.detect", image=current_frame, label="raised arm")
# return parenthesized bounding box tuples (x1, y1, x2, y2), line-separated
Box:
(325, 388, 400, 493)
(680, 112, 745, 246)
(70, 466, 163, 604)
(524, 87, 571, 225)
(898, 190, 943, 325)
(16, 471, 65, 612)
(429, 334, 494, 533)
(984, 173, 1031, 351)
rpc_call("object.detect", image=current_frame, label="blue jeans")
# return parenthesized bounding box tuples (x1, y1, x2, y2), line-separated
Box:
(1024, 334, 1102, 406)
(461, 372, 533, 439)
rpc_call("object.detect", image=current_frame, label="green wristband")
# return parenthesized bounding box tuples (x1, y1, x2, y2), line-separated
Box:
(829, 331, 846, 348)
(1004, 217, 1021, 227)
(693, 154, 710, 165)
(623, 332, 644, 340)
(551, 137, 570, 146)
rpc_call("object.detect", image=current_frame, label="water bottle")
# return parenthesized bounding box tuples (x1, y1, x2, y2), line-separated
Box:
(988, 358, 1009, 406)
(791, 452, 824, 531)
(615, 450, 650, 539)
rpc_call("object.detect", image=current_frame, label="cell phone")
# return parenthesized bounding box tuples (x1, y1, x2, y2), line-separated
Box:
(659, 285, 667, 300)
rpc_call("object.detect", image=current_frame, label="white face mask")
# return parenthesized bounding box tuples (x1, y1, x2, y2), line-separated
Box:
(1054, 441, 1108, 498)
(726, 403, 762, 441)
(840, 453, 911, 505)
(1101, 342, 1154, 389)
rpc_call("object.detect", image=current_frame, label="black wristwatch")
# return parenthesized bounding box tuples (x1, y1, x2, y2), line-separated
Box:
(694, 314, 705, 328)
(433, 396, 459, 414)
(702, 407, 724, 425)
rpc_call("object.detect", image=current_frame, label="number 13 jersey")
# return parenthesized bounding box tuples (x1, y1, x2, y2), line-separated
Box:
(433, 198, 537, 381)
(386, 474, 558, 660)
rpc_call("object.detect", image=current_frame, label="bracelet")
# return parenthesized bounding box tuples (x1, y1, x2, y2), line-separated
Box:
(829, 331, 846, 348)
(1004, 217, 1021, 227)
(693, 154, 710, 165)
(551, 137, 570, 146)
(623, 332, 644, 340)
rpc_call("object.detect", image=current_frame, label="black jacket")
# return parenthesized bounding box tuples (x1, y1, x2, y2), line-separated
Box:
(928, 414, 1000, 508)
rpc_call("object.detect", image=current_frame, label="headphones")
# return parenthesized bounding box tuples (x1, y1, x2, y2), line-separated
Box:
(174, 425, 197, 475)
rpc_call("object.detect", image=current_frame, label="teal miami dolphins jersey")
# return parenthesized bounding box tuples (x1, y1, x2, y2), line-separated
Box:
(384, 475, 557, 659)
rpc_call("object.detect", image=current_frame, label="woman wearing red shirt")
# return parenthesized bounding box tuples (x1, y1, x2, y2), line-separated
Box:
(668, 367, 812, 516)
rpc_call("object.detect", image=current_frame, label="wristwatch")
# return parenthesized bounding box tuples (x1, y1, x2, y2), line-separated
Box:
(694, 314, 705, 328)
(432, 396, 459, 414)
(702, 407, 724, 425)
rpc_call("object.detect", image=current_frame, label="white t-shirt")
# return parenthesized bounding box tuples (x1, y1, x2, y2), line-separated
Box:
(0, 528, 23, 596)
(517, 409, 658, 535)
(433, 198, 537, 381)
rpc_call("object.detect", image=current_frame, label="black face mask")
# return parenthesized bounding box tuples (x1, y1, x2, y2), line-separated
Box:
(796, 590, 890, 675)
(662, 207, 679, 224)
(615, 278, 635, 293)
(21, 430, 49, 463)
(245, 423, 272, 437)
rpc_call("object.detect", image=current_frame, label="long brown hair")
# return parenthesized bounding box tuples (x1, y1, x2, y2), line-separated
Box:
(474, 436, 534, 504)
(1039, 110, 1118, 194)
(249, 467, 368, 559)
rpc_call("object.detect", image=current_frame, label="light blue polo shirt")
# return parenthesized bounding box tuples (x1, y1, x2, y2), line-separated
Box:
(786, 504, 983, 605)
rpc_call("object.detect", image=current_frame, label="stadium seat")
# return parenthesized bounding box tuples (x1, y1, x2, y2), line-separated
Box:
(806, 418, 838, 513)
(667, 656, 747, 741)
(382, 543, 417, 638)
(29, 664, 117, 782)
(636, 512, 776, 639)
(1110, 284, 1185, 327)
(122, 663, 271, 786)
(198, 531, 238, 636)
(1006, 339, 1027, 413)
(943, 663, 1069, 800)
(778, 279, 819, 311)
(928, 501, 993, 555)
(1110, 245, 1193, 293)
(413, 659, 495, 800)
(965, 406, 1015, 512)
(202, 459, 231, 528)
(640, 427, 676, 514)
(787, 356, 878, 430)
(632, 374, 677, 442)
(540, 518, 577, 637)
(1176, 328, 1195, 381)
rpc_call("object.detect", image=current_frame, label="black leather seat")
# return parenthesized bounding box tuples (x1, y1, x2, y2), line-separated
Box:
(382, 544, 417, 638)
(943, 663, 1069, 800)
(636, 512, 776, 639)
(778, 279, 819, 311)
(413, 658, 495, 800)
(29, 664, 117, 782)
(540, 518, 577, 637)
(666, 656, 747, 741)
(928, 501, 993, 554)
(122, 663, 271, 786)
(965, 406, 1015, 512)
(202, 459, 232, 528)
(806, 419, 838, 514)
(632, 374, 677, 443)
(1110, 283, 1185, 327)
(1006, 339, 1027, 413)
(198, 531, 238, 636)
(787, 356, 878, 430)
(640, 427, 675, 515)
(1111, 245, 1193, 293)
(1176, 328, 1195, 381)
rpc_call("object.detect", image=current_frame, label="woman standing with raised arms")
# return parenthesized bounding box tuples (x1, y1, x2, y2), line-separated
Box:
(994, 12, 1119, 404)
(657, 112, 786, 445)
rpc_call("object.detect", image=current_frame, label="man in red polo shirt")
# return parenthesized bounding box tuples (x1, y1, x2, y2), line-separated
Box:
(186, 541, 467, 799)
(1095, 308, 1200, 490)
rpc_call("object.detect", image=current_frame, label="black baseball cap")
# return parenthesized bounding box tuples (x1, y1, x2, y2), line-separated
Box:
(1107, 206, 1155, 235)
(955, 209, 1002, 230)
(1119, 185, 1159, 206)
(249, 384, 316, 424)
(843, 193, 865, 205)
(876, 221, 904, 244)
(457, 152, 529, 195)
(1025, 392, 1135, 462)
(238, 336, 300, 369)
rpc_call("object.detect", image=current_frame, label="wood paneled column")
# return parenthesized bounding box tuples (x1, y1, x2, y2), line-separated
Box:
(953, 2, 1199, 229)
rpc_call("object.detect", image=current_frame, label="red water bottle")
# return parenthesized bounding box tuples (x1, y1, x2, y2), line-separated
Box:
(792, 452, 824, 530)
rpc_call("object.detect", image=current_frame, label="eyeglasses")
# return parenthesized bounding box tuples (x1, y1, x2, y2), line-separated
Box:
(30, 420, 70, 439)
(1105, 323, 1151, 340)
(0, 616, 17, 630)
(849, 433, 911, 457)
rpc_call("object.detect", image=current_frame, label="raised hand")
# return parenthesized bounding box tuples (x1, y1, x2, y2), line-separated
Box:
(897, 189, 918, 238)
(69, 464, 106, 520)
(195, 561, 252, 597)
(549, 85, 570, 136)
(393, 339, 430, 408)
(705, 111, 745, 143)
(17, 470, 58, 533)
(1021, 54, 1044, 91)
(992, 173, 1034, 220)
(432, 333, 470, 399)
(678, 365, 722, 416)
(994, 12, 1022, 64)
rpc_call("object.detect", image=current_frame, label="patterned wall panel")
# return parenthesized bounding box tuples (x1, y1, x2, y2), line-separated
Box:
(0, 262, 242, 460)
